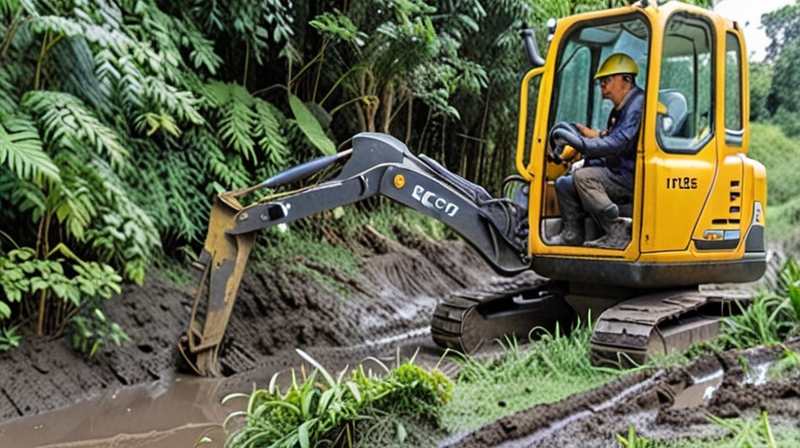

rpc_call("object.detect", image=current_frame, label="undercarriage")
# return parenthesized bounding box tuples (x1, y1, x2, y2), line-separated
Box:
(431, 274, 751, 366)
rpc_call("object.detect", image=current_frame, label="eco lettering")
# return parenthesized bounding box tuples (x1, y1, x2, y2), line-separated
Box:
(412, 185, 459, 217)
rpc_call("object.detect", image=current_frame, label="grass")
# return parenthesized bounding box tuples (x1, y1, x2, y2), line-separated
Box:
(617, 412, 800, 448)
(440, 322, 623, 432)
(217, 321, 625, 447)
(718, 257, 800, 349)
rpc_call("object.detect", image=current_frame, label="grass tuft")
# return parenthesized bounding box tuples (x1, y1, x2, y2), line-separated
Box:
(440, 321, 624, 432)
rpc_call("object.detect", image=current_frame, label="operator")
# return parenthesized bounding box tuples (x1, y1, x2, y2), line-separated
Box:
(550, 53, 644, 250)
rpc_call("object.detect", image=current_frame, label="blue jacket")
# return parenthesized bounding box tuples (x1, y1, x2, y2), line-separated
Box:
(559, 86, 644, 188)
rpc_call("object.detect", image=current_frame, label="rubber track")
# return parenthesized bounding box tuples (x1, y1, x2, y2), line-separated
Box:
(590, 288, 752, 366)
(430, 275, 560, 353)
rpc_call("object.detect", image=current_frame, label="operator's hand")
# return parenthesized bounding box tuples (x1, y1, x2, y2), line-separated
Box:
(570, 158, 585, 173)
(575, 123, 599, 138)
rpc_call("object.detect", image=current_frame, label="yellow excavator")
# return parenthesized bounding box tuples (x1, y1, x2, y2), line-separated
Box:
(180, 1, 767, 376)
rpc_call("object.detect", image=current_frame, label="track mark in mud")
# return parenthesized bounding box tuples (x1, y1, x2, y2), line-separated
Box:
(446, 339, 800, 448)
(1, 389, 22, 418)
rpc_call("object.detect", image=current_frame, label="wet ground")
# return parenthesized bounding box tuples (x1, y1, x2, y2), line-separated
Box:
(0, 227, 795, 447)
(0, 227, 488, 447)
(0, 334, 452, 448)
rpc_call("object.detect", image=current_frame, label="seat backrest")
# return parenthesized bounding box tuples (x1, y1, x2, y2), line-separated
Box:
(657, 89, 688, 137)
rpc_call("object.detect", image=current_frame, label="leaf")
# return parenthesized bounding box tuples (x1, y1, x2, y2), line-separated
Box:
(0, 116, 61, 182)
(396, 421, 407, 443)
(288, 93, 336, 156)
(298, 421, 311, 448)
(0, 302, 10, 319)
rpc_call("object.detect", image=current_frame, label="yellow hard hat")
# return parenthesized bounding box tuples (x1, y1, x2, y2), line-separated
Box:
(594, 53, 638, 79)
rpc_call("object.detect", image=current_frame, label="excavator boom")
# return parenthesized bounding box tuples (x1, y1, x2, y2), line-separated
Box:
(180, 133, 533, 375)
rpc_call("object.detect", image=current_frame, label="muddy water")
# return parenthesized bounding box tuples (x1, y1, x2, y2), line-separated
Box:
(0, 332, 449, 448)
(0, 374, 235, 448)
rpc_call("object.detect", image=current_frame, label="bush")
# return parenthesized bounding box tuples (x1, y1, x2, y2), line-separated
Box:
(748, 123, 800, 207)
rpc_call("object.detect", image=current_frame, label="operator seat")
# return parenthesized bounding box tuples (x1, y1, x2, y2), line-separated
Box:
(657, 89, 689, 137)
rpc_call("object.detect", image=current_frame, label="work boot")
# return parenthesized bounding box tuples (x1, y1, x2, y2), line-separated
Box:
(550, 218, 584, 246)
(584, 218, 632, 249)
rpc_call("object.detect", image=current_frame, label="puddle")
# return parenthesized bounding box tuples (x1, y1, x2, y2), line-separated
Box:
(0, 331, 445, 448)
(0, 375, 234, 448)
(672, 368, 724, 409)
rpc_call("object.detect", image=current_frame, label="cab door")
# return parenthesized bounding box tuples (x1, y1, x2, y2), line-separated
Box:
(523, 12, 651, 259)
(640, 10, 717, 257)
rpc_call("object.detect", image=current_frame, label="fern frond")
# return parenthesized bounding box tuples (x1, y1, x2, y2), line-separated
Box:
(218, 83, 257, 161)
(83, 159, 160, 284)
(22, 90, 128, 169)
(94, 48, 120, 102)
(182, 21, 223, 74)
(186, 127, 251, 191)
(253, 99, 289, 170)
(0, 115, 60, 182)
(117, 55, 145, 110)
(0, 69, 17, 115)
(46, 155, 97, 240)
(5, 176, 47, 221)
(143, 77, 204, 125)
(28, 15, 83, 37)
(45, 36, 113, 114)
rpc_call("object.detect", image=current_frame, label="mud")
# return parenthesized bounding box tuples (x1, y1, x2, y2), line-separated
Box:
(0, 224, 794, 447)
(0, 225, 493, 445)
(446, 340, 800, 448)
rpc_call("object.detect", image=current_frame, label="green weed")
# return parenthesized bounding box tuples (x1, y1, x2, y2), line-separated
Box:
(768, 347, 800, 379)
(70, 308, 130, 357)
(617, 426, 660, 448)
(221, 350, 452, 448)
(0, 325, 20, 351)
(719, 257, 800, 349)
(707, 411, 777, 448)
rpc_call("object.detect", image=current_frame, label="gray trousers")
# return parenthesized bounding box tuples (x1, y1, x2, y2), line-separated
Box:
(555, 166, 633, 225)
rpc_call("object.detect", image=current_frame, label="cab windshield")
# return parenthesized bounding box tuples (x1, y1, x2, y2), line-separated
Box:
(551, 16, 650, 130)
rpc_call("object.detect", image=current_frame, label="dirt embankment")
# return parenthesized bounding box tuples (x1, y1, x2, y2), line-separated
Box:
(0, 226, 494, 422)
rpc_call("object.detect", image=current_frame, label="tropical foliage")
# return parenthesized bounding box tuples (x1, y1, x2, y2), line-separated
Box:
(0, 0, 714, 348)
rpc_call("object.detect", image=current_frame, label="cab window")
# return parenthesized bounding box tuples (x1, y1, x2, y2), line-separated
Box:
(656, 13, 714, 153)
(552, 16, 649, 130)
(725, 32, 744, 145)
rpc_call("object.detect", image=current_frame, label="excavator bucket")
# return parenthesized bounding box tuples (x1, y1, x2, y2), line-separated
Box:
(180, 195, 256, 376)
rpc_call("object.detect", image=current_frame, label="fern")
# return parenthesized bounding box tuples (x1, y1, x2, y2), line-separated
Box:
(143, 77, 204, 126)
(47, 153, 97, 240)
(22, 90, 128, 169)
(0, 69, 18, 114)
(253, 99, 289, 175)
(83, 160, 160, 284)
(0, 114, 60, 182)
(45, 36, 113, 115)
(213, 82, 258, 161)
(28, 15, 84, 37)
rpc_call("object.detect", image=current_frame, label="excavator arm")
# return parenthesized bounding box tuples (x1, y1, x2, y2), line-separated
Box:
(180, 132, 532, 376)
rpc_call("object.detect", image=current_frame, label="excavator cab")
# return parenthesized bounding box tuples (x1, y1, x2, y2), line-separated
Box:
(517, 2, 766, 288)
(181, 1, 767, 376)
